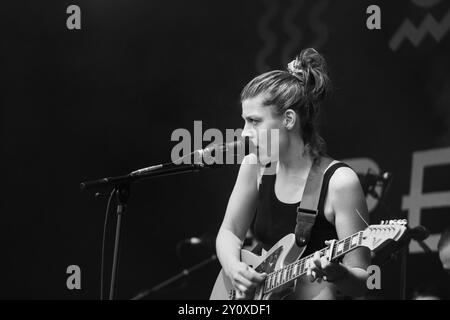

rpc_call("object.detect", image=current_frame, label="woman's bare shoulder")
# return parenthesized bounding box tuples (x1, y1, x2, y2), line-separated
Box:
(328, 165, 360, 192)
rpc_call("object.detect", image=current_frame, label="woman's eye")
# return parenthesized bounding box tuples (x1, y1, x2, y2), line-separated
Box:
(243, 118, 259, 126)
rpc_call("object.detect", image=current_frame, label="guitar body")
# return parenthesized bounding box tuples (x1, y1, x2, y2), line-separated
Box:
(210, 234, 305, 300)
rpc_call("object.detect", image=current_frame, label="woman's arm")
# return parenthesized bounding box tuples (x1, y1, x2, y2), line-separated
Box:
(215, 154, 266, 296)
(309, 166, 371, 297)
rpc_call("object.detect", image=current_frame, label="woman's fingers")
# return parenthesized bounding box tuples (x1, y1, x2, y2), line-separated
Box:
(234, 273, 253, 288)
(307, 258, 318, 282)
(320, 256, 330, 269)
(244, 267, 266, 283)
(306, 260, 312, 281)
(235, 289, 247, 300)
(237, 283, 250, 294)
(313, 251, 322, 269)
(232, 266, 267, 299)
(308, 251, 329, 282)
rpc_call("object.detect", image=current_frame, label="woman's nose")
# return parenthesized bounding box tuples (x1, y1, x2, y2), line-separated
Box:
(241, 123, 253, 139)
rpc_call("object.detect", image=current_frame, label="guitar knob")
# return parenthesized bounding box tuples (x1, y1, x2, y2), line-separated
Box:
(297, 237, 307, 246)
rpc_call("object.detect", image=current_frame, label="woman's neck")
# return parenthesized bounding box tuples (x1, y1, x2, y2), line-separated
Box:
(278, 137, 313, 177)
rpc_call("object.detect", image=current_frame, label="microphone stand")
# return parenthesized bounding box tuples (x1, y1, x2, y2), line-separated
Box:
(130, 254, 218, 300)
(399, 240, 408, 300)
(369, 190, 432, 252)
(363, 172, 432, 299)
(109, 185, 128, 300)
(81, 138, 251, 300)
(80, 163, 209, 300)
(394, 229, 431, 300)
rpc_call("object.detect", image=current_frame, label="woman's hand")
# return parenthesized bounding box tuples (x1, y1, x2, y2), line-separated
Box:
(306, 240, 349, 283)
(226, 262, 267, 299)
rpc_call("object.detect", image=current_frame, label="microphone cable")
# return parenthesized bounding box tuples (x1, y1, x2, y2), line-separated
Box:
(100, 188, 116, 300)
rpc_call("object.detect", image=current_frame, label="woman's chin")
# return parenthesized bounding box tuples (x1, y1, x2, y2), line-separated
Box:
(257, 153, 277, 166)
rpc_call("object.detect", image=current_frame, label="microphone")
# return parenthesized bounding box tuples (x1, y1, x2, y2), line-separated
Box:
(407, 225, 430, 241)
(178, 234, 215, 250)
(130, 136, 251, 176)
(361, 170, 392, 198)
(198, 138, 247, 157)
(184, 237, 214, 247)
(186, 237, 203, 245)
(362, 171, 391, 186)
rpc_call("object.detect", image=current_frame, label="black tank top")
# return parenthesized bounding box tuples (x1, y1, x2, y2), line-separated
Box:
(251, 162, 351, 256)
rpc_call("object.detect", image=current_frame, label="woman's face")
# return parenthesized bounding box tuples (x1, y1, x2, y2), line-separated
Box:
(241, 94, 287, 165)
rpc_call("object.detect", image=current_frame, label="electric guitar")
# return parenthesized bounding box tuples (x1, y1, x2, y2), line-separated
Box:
(210, 220, 408, 300)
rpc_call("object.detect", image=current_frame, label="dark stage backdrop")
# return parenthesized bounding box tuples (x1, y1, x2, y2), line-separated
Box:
(2, 0, 450, 299)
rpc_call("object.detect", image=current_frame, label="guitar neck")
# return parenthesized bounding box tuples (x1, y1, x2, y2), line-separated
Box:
(263, 231, 364, 294)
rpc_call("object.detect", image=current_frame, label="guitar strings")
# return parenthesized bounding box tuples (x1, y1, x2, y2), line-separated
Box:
(355, 208, 369, 227)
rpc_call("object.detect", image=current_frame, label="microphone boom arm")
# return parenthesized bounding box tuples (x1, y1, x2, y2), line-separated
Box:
(80, 163, 207, 191)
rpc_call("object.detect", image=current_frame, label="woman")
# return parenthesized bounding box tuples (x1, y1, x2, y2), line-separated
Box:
(215, 48, 371, 300)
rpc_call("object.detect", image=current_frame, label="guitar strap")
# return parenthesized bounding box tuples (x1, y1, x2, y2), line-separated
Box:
(294, 156, 335, 247)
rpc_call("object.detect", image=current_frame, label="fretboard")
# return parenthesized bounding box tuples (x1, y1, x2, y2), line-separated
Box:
(263, 231, 363, 294)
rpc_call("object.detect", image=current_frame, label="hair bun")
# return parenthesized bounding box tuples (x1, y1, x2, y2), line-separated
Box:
(287, 48, 330, 103)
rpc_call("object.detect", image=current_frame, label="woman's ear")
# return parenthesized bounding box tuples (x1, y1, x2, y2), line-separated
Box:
(283, 109, 296, 130)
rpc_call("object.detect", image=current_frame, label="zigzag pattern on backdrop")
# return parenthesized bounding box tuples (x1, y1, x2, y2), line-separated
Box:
(256, 0, 330, 73)
(256, 0, 279, 73)
(390, 9, 450, 51)
(281, 0, 304, 67)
